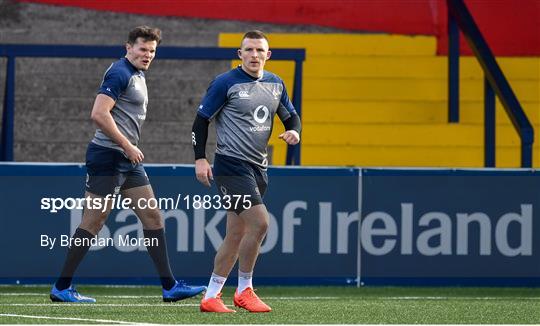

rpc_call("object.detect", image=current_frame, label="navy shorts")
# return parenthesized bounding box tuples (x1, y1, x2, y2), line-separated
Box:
(85, 142, 149, 197)
(213, 153, 268, 215)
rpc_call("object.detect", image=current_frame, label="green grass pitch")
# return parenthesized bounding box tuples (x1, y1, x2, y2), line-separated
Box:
(0, 285, 539, 324)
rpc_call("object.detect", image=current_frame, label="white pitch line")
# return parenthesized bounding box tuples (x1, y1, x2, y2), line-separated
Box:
(262, 296, 540, 300)
(0, 293, 160, 298)
(0, 284, 155, 288)
(307, 296, 537, 300)
(0, 303, 201, 307)
(264, 296, 340, 299)
(1, 292, 539, 300)
(102, 295, 160, 298)
(384, 296, 540, 300)
(0, 284, 50, 288)
(0, 293, 341, 300)
(261, 296, 539, 300)
(0, 293, 339, 300)
(0, 313, 155, 324)
(0, 293, 44, 296)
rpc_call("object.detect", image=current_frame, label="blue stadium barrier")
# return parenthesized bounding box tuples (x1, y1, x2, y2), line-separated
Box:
(0, 163, 358, 286)
(360, 168, 540, 287)
(447, 0, 534, 167)
(0, 163, 539, 286)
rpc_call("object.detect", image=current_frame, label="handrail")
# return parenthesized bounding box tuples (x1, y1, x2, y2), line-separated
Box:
(447, 0, 534, 168)
(0, 45, 305, 164)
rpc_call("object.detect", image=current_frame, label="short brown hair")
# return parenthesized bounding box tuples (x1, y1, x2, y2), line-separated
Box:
(127, 26, 162, 45)
(240, 30, 268, 47)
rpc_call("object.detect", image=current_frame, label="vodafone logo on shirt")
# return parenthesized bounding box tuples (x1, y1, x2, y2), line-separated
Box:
(253, 105, 269, 123)
(249, 105, 271, 132)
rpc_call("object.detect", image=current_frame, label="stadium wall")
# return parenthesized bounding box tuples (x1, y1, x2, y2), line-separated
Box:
(0, 1, 335, 164)
(1, 163, 538, 286)
(18, 0, 540, 56)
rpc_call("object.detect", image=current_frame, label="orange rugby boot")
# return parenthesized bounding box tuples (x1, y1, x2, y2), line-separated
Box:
(200, 293, 236, 313)
(233, 287, 272, 313)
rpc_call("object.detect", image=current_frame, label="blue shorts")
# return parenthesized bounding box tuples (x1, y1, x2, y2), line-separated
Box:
(85, 142, 149, 197)
(213, 154, 268, 215)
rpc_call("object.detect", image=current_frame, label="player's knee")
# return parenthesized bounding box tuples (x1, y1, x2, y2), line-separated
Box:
(225, 228, 246, 244)
(260, 220, 269, 234)
(143, 220, 164, 230)
(80, 212, 108, 235)
(139, 209, 163, 229)
(250, 219, 268, 240)
(80, 220, 104, 235)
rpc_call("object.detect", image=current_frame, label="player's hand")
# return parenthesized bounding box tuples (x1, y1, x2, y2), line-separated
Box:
(195, 158, 213, 187)
(279, 130, 300, 145)
(124, 144, 144, 164)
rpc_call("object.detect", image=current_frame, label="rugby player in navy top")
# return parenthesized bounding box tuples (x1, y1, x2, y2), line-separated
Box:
(193, 30, 301, 313)
(50, 26, 205, 303)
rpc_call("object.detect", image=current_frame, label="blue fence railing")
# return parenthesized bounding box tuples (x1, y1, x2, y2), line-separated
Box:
(0, 45, 306, 164)
(447, 0, 534, 168)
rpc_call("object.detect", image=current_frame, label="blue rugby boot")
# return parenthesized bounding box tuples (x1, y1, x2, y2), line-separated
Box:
(50, 285, 96, 303)
(163, 280, 206, 302)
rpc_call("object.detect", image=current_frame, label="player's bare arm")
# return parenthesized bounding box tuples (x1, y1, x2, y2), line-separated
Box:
(90, 94, 144, 164)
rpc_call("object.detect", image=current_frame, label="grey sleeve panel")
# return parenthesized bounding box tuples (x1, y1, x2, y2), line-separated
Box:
(92, 59, 148, 152)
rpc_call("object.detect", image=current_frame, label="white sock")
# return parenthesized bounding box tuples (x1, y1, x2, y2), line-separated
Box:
(204, 273, 226, 300)
(237, 270, 253, 294)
